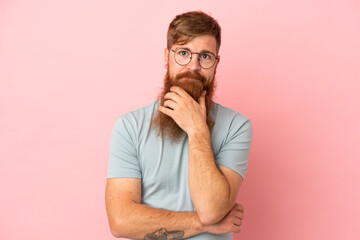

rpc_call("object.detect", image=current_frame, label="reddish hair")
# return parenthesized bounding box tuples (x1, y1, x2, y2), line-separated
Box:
(167, 11, 221, 53)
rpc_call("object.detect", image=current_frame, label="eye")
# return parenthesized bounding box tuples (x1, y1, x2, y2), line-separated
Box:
(178, 50, 189, 57)
(201, 53, 212, 60)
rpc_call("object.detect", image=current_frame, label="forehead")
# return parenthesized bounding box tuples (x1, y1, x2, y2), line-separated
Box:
(172, 35, 217, 54)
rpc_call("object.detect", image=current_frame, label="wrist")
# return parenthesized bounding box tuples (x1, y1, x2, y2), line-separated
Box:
(198, 224, 210, 234)
(194, 214, 210, 234)
(187, 124, 210, 140)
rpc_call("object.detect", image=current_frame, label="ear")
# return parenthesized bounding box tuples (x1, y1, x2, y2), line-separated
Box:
(216, 55, 220, 65)
(164, 48, 169, 69)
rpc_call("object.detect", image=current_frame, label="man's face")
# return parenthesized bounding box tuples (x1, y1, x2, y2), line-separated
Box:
(164, 34, 220, 94)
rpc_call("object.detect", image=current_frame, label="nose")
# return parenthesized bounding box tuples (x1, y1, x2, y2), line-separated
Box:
(187, 54, 201, 71)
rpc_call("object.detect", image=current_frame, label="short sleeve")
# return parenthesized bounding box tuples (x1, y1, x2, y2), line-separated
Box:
(107, 116, 142, 179)
(215, 116, 253, 180)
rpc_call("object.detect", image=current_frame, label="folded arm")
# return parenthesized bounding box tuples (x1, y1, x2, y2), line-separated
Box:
(105, 178, 243, 239)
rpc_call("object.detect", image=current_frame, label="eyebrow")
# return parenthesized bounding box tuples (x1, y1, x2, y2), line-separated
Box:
(176, 47, 216, 55)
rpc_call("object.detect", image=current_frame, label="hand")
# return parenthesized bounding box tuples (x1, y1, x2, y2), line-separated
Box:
(158, 86, 208, 136)
(205, 203, 244, 234)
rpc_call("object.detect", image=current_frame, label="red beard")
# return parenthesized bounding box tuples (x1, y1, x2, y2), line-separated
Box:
(151, 66, 216, 143)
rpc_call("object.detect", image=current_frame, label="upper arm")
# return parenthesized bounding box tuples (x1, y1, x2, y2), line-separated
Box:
(108, 117, 141, 179)
(105, 178, 141, 236)
(215, 117, 253, 182)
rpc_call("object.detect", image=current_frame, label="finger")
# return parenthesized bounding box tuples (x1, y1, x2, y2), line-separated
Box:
(235, 211, 244, 220)
(159, 106, 174, 118)
(232, 226, 241, 233)
(236, 203, 244, 212)
(198, 91, 206, 108)
(234, 218, 242, 227)
(164, 92, 182, 103)
(170, 86, 189, 98)
(163, 100, 177, 110)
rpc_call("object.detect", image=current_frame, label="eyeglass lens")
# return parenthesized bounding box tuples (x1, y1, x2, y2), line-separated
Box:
(174, 49, 216, 69)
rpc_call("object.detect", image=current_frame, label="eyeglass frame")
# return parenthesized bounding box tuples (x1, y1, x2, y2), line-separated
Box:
(169, 47, 219, 69)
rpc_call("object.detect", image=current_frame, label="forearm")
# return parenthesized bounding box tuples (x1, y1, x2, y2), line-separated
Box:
(109, 202, 206, 239)
(188, 129, 232, 224)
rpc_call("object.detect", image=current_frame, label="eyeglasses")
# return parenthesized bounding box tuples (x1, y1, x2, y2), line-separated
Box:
(170, 48, 218, 69)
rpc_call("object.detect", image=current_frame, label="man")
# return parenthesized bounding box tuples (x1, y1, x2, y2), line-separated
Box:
(105, 11, 253, 240)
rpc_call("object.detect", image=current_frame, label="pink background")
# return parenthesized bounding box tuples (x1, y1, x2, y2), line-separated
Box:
(1, 0, 359, 239)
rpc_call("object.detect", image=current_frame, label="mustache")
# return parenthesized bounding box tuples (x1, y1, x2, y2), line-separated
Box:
(175, 71, 205, 83)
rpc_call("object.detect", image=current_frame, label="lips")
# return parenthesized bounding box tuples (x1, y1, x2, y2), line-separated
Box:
(181, 77, 200, 82)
